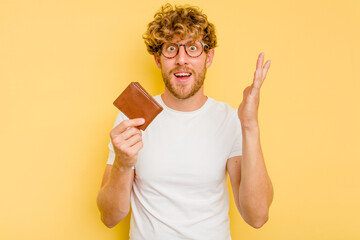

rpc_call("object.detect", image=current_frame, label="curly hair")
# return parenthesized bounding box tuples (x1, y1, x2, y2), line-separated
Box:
(143, 4, 217, 56)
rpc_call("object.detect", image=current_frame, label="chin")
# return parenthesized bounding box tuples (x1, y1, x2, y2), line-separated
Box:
(171, 83, 202, 99)
(163, 72, 205, 100)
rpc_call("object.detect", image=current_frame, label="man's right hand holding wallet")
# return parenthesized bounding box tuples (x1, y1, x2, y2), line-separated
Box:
(110, 118, 145, 169)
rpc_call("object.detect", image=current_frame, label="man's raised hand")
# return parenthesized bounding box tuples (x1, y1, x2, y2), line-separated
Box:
(237, 52, 271, 129)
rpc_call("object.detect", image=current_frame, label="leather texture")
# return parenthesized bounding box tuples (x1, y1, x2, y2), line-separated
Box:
(113, 82, 163, 131)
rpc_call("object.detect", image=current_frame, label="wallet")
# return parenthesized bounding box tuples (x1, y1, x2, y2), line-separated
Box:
(113, 82, 163, 131)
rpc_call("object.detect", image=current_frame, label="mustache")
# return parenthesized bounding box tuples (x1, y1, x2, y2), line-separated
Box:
(169, 67, 194, 75)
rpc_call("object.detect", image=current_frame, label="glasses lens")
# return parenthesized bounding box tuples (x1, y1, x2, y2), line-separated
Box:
(162, 43, 178, 58)
(185, 41, 204, 57)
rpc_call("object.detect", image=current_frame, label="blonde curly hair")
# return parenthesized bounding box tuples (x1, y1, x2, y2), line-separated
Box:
(143, 4, 217, 56)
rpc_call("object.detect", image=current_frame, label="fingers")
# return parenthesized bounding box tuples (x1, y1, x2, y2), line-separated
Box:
(110, 119, 143, 144)
(256, 52, 264, 70)
(112, 118, 145, 135)
(253, 70, 262, 89)
(122, 127, 142, 140)
(262, 60, 271, 80)
(110, 118, 144, 149)
(113, 134, 143, 164)
(111, 121, 143, 157)
(127, 137, 143, 152)
(121, 133, 143, 149)
(253, 52, 271, 89)
(126, 141, 144, 157)
(109, 118, 145, 168)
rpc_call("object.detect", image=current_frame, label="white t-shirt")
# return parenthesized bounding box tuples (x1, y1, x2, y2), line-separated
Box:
(107, 95, 242, 240)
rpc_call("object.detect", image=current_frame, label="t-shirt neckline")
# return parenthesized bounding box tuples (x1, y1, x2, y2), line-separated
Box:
(155, 94, 213, 116)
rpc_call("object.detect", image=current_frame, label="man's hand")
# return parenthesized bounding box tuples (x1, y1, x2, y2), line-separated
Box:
(110, 118, 145, 169)
(238, 52, 271, 129)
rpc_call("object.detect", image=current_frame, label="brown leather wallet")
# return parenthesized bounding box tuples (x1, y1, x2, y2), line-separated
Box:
(113, 82, 163, 131)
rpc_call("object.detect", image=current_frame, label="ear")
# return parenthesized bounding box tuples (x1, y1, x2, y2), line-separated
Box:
(205, 48, 215, 68)
(154, 54, 162, 69)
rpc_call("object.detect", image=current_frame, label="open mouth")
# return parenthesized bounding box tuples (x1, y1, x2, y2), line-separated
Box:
(174, 71, 192, 83)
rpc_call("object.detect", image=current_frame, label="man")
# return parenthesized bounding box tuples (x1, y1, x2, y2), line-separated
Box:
(97, 4, 273, 240)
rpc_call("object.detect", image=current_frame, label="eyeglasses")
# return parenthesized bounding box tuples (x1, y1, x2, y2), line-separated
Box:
(160, 40, 208, 59)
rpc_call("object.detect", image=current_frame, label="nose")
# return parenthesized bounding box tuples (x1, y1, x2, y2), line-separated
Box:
(175, 45, 188, 65)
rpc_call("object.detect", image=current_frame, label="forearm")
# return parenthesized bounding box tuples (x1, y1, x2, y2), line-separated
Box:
(239, 125, 273, 227)
(97, 163, 134, 228)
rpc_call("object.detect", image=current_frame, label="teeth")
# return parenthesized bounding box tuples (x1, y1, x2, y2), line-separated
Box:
(175, 73, 191, 77)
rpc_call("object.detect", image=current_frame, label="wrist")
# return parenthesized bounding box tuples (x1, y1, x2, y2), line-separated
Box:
(113, 156, 134, 171)
(241, 121, 260, 132)
(242, 127, 260, 140)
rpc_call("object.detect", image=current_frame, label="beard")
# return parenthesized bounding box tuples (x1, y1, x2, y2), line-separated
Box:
(161, 66, 207, 100)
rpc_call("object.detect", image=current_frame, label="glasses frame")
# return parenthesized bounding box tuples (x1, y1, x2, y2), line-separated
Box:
(159, 40, 208, 59)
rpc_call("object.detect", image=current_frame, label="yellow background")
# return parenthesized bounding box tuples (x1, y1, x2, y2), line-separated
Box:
(1, 0, 359, 239)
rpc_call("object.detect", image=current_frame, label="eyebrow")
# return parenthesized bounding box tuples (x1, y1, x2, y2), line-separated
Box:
(169, 40, 196, 44)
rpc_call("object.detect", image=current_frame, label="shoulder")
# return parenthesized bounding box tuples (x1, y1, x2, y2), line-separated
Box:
(153, 94, 161, 101)
(207, 97, 238, 117)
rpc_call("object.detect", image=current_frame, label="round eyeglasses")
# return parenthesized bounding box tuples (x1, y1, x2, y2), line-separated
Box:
(160, 40, 208, 59)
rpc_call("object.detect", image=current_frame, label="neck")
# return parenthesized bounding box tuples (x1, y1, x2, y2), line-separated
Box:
(161, 87, 208, 112)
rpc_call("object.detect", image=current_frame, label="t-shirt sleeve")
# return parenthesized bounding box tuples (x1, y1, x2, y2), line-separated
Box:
(228, 109, 243, 158)
(106, 111, 128, 165)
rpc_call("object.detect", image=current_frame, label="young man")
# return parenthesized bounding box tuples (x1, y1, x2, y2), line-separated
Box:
(97, 4, 273, 240)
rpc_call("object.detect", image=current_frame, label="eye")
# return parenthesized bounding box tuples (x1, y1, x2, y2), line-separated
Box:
(167, 46, 176, 51)
(188, 45, 198, 51)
